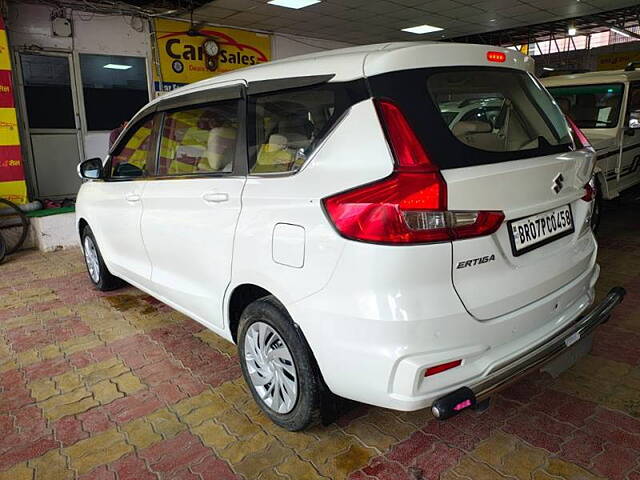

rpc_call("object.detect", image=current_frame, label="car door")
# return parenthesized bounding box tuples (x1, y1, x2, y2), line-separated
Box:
(88, 115, 159, 286)
(140, 88, 246, 329)
(619, 81, 640, 190)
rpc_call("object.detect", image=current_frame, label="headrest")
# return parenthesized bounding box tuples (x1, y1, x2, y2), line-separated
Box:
(451, 120, 492, 137)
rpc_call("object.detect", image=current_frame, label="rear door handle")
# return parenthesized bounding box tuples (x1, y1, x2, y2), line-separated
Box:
(202, 192, 229, 203)
(125, 193, 141, 203)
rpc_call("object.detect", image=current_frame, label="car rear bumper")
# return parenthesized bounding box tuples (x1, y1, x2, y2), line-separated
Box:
(432, 286, 626, 419)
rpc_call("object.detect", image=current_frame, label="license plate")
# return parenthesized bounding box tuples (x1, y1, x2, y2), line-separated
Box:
(508, 205, 574, 256)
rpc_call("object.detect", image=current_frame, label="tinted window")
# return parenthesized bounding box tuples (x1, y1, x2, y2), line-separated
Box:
(20, 54, 75, 129)
(248, 81, 367, 174)
(110, 117, 158, 178)
(547, 83, 624, 129)
(79, 54, 148, 131)
(368, 67, 573, 169)
(157, 101, 238, 176)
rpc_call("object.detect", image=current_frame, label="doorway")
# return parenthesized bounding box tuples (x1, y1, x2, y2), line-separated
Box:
(16, 52, 83, 199)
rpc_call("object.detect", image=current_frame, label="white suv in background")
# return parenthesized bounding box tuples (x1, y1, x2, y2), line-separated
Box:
(77, 42, 625, 431)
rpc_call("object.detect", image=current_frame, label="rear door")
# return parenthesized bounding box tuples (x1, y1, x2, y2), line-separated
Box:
(140, 89, 246, 329)
(369, 65, 596, 320)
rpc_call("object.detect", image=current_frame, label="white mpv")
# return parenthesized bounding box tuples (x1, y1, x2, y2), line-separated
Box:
(77, 42, 625, 431)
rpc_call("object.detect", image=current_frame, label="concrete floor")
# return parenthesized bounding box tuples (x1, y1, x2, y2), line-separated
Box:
(0, 185, 639, 480)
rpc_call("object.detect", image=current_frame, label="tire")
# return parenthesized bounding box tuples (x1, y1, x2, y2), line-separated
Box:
(0, 198, 29, 255)
(0, 233, 6, 264)
(238, 296, 321, 431)
(81, 225, 124, 291)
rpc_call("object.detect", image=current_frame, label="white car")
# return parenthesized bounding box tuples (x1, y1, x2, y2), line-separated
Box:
(543, 67, 640, 230)
(76, 42, 625, 431)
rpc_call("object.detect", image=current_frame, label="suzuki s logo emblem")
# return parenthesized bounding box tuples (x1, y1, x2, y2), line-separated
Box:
(552, 173, 564, 194)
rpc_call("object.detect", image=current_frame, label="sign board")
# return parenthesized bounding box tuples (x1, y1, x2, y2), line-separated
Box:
(153, 18, 271, 93)
(0, 17, 27, 204)
(597, 51, 640, 71)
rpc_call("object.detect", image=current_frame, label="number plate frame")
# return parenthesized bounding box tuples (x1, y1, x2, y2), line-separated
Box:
(507, 205, 575, 257)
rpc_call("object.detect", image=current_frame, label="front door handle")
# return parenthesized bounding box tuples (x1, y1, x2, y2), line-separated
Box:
(202, 192, 229, 203)
(125, 193, 141, 203)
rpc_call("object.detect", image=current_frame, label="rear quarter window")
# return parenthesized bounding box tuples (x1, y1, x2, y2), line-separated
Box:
(248, 80, 367, 174)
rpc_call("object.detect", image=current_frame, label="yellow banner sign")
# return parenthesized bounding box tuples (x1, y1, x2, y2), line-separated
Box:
(0, 16, 27, 204)
(597, 51, 640, 71)
(153, 18, 271, 93)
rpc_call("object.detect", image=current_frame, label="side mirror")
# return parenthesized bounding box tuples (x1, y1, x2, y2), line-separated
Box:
(78, 158, 104, 179)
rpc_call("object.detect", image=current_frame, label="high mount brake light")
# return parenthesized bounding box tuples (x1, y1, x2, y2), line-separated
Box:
(486, 51, 506, 63)
(566, 115, 591, 149)
(322, 99, 505, 244)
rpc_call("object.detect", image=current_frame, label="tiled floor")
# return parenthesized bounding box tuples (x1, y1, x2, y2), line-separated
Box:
(1, 186, 639, 480)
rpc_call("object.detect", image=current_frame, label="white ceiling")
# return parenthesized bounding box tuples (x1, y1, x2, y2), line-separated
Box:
(188, 0, 637, 45)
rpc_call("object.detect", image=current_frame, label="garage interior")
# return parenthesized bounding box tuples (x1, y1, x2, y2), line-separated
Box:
(1, 0, 640, 479)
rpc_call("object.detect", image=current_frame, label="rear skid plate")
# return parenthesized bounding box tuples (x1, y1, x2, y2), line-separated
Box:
(431, 286, 626, 420)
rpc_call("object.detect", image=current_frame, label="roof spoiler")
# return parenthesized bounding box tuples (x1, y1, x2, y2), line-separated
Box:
(624, 62, 640, 71)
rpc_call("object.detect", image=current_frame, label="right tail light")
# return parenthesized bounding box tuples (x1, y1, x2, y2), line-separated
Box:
(322, 99, 504, 245)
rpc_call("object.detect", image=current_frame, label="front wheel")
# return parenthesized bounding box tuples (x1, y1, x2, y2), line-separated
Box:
(81, 226, 124, 291)
(238, 296, 321, 431)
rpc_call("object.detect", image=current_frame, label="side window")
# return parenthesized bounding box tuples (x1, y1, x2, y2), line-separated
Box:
(249, 83, 360, 174)
(110, 116, 158, 178)
(157, 101, 238, 176)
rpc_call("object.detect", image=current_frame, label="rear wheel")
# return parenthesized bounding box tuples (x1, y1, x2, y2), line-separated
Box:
(0, 198, 29, 254)
(81, 225, 124, 291)
(238, 296, 321, 431)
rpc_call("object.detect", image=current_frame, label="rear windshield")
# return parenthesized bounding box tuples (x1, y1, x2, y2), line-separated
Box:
(368, 67, 573, 169)
(546, 83, 624, 129)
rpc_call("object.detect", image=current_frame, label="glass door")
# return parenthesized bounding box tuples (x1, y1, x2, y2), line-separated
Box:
(17, 52, 83, 198)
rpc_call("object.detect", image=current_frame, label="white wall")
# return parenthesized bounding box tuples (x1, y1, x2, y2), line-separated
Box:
(272, 34, 352, 59)
(6, 3, 152, 162)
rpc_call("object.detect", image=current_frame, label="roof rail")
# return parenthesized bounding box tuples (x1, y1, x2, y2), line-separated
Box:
(624, 62, 640, 71)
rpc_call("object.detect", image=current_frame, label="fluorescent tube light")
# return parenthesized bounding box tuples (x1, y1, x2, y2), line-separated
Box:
(103, 64, 132, 70)
(402, 24, 444, 34)
(267, 0, 320, 8)
(543, 67, 555, 71)
(610, 26, 634, 38)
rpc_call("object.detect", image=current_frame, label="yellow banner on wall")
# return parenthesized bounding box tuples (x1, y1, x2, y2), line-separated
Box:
(597, 51, 640, 71)
(0, 16, 27, 205)
(153, 18, 271, 93)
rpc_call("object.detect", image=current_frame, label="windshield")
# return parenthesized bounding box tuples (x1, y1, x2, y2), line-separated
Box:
(547, 83, 623, 129)
(428, 70, 571, 153)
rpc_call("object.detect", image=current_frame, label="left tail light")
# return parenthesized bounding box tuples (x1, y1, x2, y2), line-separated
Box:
(322, 99, 504, 245)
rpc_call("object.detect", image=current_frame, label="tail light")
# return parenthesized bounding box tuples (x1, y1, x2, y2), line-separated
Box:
(566, 115, 591, 149)
(322, 99, 504, 244)
(582, 180, 595, 202)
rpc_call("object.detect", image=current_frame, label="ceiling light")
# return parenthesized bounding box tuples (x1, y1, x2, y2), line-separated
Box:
(543, 67, 554, 71)
(489, 18, 496, 22)
(103, 64, 132, 70)
(402, 24, 444, 34)
(610, 26, 640, 39)
(568, 26, 577, 36)
(267, 0, 320, 8)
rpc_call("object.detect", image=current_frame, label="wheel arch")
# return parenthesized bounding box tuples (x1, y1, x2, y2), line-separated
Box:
(227, 283, 272, 344)
(78, 218, 89, 242)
